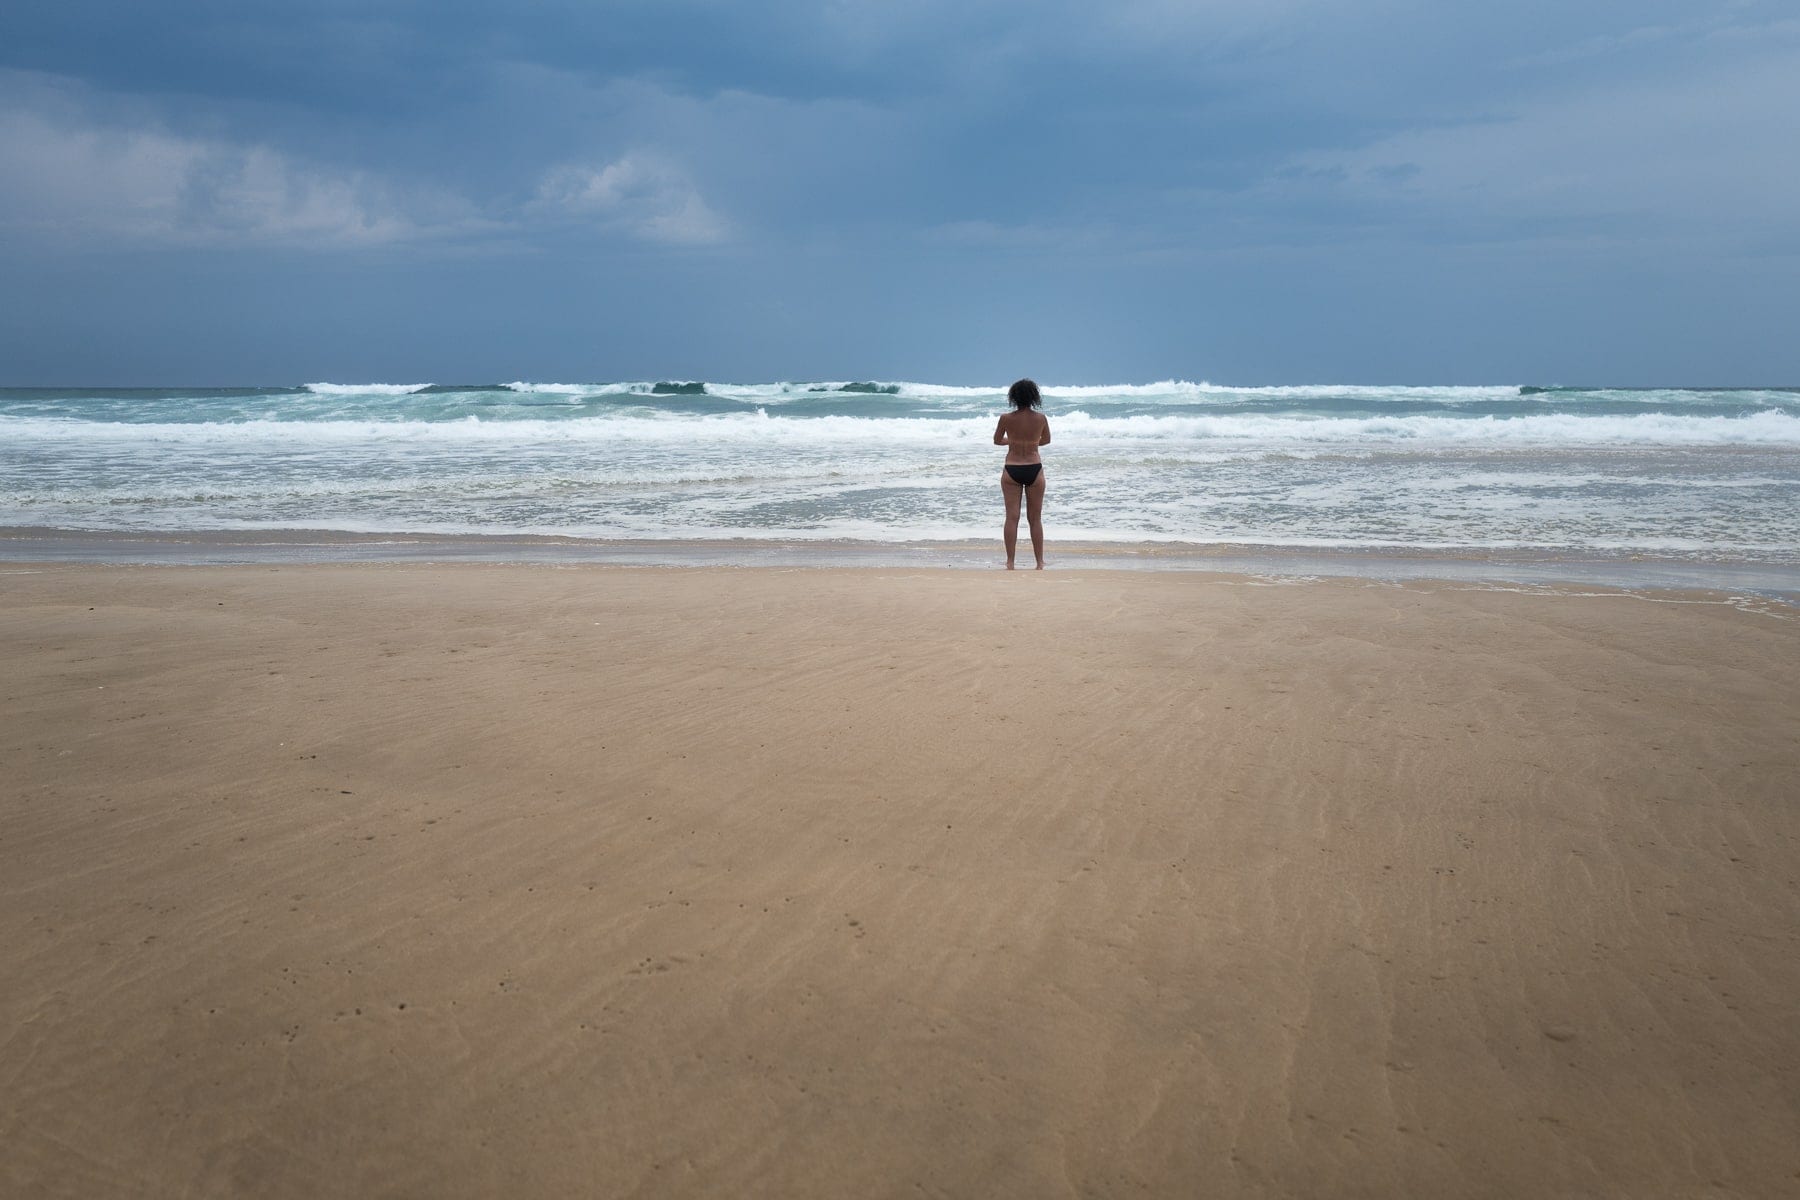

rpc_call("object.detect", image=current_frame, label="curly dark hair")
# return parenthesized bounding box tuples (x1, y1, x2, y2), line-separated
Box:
(1008, 379, 1041, 410)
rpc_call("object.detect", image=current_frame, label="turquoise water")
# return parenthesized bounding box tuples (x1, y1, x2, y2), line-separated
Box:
(4, 380, 1798, 564)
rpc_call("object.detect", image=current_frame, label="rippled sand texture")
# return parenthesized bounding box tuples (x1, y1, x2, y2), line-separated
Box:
(3, 565, 1797, 1198)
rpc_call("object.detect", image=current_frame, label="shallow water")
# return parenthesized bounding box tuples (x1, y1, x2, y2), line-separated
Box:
(4, 380, 1797, 565)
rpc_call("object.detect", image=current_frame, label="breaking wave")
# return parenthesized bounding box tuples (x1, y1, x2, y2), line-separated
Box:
(302, 382, 432, 395)
(5, 408, 1797, 448)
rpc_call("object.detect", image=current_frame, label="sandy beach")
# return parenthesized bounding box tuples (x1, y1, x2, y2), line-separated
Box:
(3, 563, 1797, 1198)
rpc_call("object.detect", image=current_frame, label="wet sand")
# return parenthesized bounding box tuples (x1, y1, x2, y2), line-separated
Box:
(3, 564, 1797, 1197)
(6, 525, 1800, 601)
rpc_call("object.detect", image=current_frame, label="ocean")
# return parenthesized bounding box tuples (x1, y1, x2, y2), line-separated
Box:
(4, 380, 1799, 577)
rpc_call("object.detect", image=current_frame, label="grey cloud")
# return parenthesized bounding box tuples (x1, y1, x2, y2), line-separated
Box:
(0, 100, 468, 246)
(1294, 38, 1800, 247)
(532, 156, 727, 244)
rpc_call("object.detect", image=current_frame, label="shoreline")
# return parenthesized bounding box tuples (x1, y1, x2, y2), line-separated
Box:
(4, 524, 1797, 603)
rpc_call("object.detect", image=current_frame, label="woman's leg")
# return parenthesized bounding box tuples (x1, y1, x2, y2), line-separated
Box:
(1000, 472, 1022, 568)
(1025, 476, 1046, 568)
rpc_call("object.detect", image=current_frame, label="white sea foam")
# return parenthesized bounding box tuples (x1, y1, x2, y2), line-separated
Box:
(503, 381, 602, 394)
(1042, 381, 1526, 402)
(265, 379, 1800, 421)
(302, 382, 432, 395)
(254, 380, 1800, 411)
(490, 379, 1534, 404)
(8, 408, 1796, 448)
(0, 413, 987, 447)
(1053, 409, 1800, 446)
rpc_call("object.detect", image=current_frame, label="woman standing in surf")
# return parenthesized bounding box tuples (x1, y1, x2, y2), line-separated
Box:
(994, 378, 1051, 570)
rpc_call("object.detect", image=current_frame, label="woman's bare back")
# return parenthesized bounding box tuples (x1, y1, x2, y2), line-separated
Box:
(996, 410, 1050, 463)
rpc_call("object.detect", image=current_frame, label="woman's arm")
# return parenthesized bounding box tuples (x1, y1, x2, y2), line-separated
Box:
(1038, 415, 1051, 446)
(993, 415, 1009, 446)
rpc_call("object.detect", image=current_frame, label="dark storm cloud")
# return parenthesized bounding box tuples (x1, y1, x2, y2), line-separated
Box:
(1, 1, 1796, 382)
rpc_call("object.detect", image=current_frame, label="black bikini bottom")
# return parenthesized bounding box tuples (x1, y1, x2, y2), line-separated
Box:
(1005, 464, 1043, 487)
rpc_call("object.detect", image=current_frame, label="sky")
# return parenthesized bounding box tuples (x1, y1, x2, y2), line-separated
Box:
(1, 0, 1796, 385)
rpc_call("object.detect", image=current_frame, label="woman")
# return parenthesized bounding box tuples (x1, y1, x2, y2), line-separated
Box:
(993, 378, 1051, 570)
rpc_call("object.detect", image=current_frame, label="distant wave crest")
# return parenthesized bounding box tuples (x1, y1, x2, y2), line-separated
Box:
(303, 382, 431, 395)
